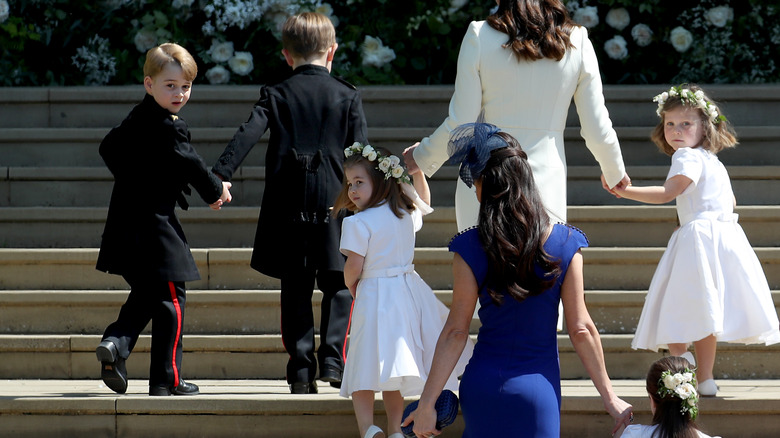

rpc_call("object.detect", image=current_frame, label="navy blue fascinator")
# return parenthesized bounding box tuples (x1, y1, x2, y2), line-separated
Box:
(445, 115, 510, 188)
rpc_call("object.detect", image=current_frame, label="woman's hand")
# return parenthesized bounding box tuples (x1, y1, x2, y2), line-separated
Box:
(400, 404, 440, 438)
(604, 395, 633, 435)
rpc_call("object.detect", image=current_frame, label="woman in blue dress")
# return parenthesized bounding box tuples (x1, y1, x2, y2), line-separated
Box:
(402, 121, 633, 437)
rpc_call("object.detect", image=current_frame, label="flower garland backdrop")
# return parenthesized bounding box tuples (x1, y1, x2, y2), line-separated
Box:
(1, 0, 777, 87)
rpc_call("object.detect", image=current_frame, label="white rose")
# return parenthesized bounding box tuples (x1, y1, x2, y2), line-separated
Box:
(631, 23, 653, 47)
(688, 397, 697, 406)
(229, 51, 254, 76)
(362, 145, 375, 157)
(209, 40, 235, 63)
(706, 6, 733, 28)
(0, 0, 10, 23)
(205, 65, 230, 85)
(573, 6, 599, 29)
(604, 35, 628, 60)
(133, 28, 157, 53)
(315, 3, 340, 27)
(663, 374, 677, 390)
(361, 35, 396, 68)
(675, 383, 696, 399)
(378, 157, 391, 172)
(605, 8, 630, 31)
(389, 155, 400, 167)
(392, 166, 405, 179)
(670, 26, 693, 53)
(366, 151, 378, 161)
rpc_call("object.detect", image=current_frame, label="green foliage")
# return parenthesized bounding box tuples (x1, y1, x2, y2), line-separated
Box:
(0, 0, 777, 86)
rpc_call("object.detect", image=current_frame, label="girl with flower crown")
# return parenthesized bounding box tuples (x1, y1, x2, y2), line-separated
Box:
(615, 84, 780, 398)
(402, 122, 632, 437)
(615, 356, 720, 438)
(333, 143, 473, 438)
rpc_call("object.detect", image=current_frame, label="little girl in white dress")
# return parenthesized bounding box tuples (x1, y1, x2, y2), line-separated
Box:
(333, 143, 473, 438)
(614, 85, 780, 397)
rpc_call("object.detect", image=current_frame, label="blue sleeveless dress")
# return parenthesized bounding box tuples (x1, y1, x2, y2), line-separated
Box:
(448, 224, 588, 437)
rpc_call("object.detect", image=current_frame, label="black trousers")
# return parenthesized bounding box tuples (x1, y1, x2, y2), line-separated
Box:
(102, 275, 187, 387)
(280, 269, 352, 384)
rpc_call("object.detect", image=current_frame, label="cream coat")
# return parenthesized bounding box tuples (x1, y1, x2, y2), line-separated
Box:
(413, 21, 626, 229)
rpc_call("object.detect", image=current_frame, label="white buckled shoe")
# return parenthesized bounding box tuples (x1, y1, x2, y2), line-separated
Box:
(364, 425, 385, 438)
(698, 378, 719, 397)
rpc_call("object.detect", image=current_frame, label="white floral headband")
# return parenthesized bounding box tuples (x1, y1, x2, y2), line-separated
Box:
(344, 142, 411, 185)
(653, 85, 726, 124)
(658, 368, 699, 420)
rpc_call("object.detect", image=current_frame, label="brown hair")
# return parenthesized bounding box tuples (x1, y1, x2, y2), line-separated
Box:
(486, 0, 576, 62)
(478, 133, 561, 305)
(645, 356, 701, 438)
(651, 84, 738, 157)
(143, 43, 198, 82)
(282, 12, 336, 60)
(332, 148, 415, 219)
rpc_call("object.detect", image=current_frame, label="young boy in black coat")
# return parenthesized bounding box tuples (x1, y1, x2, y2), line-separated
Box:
(96, 43, 232, 396)
(213, 12, 368, 394)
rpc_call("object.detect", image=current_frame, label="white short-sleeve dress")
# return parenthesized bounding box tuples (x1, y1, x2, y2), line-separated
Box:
(621, 424, 719, 438)
(339, 203, 473, 397)
(632, 147, 780, 351)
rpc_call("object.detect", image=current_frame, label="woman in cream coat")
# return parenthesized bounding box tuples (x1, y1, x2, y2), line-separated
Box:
(405, 0, 630, 230)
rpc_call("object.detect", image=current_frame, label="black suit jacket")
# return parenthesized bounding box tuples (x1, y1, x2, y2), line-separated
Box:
(96, 94, 223, 282)
(213, 64, 368, 278)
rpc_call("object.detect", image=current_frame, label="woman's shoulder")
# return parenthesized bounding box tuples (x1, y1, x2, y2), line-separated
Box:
(550, 223, 589, 249)
(448, 226, 480, 252)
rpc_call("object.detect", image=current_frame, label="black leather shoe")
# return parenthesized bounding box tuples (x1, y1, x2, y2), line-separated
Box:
(290, 381, 318, 394)
(96, 340, 127, 394)
(319, 365, 342, 384)
(149, 379, 200, 396)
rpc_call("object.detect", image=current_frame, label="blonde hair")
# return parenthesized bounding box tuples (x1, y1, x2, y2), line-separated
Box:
(651, 84, 738, 156)
(143, 43, 198, 82)
(282, 12, 336, 60)
(332, 149, 415, 219)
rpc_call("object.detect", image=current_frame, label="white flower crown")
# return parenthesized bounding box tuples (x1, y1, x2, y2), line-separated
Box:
(653, 85, 726, 124)
(344, 142, 411, 185)
(658, 368, 699, 420)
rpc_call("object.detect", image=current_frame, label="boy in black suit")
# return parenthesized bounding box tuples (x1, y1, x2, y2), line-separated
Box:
(213, 12, 368, 394)
(96, 43, 232, 396)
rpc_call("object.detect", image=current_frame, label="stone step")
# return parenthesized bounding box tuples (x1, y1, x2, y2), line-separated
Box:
(1, 333, 778, 380)
(3, 379, 777, 438)
(2, 247, 780, 291)
(3, 85, 779, 129)
(2, 205, 780, 249)
(3, 164, 779, 208)
(1, 289, 777, 336)
(2, 125, 779, 167)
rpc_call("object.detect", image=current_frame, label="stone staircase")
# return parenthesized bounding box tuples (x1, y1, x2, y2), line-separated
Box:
(1, 84, 779, 437)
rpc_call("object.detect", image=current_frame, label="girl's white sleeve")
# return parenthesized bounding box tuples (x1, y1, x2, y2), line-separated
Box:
(667, 148, 703, 186)
(413, 21, 483, 177)
(339, 216, 370, 257)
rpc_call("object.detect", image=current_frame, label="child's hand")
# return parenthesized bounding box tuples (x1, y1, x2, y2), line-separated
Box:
(210, 181, 233, 210)
(403, 143, 421, 175)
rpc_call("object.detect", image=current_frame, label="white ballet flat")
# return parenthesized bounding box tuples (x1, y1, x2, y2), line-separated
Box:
(364, 425, 385, 438)
(387, 434, 404, 438)
(698, 378, 719, 397)
(679, 351, 696, 366)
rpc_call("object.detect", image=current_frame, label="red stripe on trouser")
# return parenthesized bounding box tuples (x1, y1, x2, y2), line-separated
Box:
(341, 300, 354, 363)
(168, 282, 182, 386)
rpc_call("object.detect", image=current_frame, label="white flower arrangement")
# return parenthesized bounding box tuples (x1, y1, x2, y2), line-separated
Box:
(133, 28, 158, 53)
(631, 23, 653, 47)
(705, 6, 733, 28)
(205, 65, 231, 84)
(0, 0, 10, 23)
(228, 51, 254, 76)
(344, 142, 411, 185)
(669, 26, 694, 52)
(208, 40, 235, 63)
(71, 35, 117, 86)
(604, 35, 628, 60)
(652, 85, 725, 124)
(658, 368, 699, 420)
(572, 5, 599, 29)
(605, 8, 630, 31)
(361, 35, 396, 68)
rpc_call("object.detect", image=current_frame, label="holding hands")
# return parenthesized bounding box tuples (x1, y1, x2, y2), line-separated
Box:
(210, 181, 233, 210)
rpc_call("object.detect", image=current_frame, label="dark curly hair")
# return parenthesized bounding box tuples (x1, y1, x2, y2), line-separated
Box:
(487, 0, 576, 62)
(478, 132, 561, 305)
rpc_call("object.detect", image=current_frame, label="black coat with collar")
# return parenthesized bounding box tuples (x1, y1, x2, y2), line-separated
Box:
(96, 94, 224, 282)
(213, 64, 368, 279)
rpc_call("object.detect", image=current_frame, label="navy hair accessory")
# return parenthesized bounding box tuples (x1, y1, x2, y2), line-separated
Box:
(444, 114, 510, 188)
